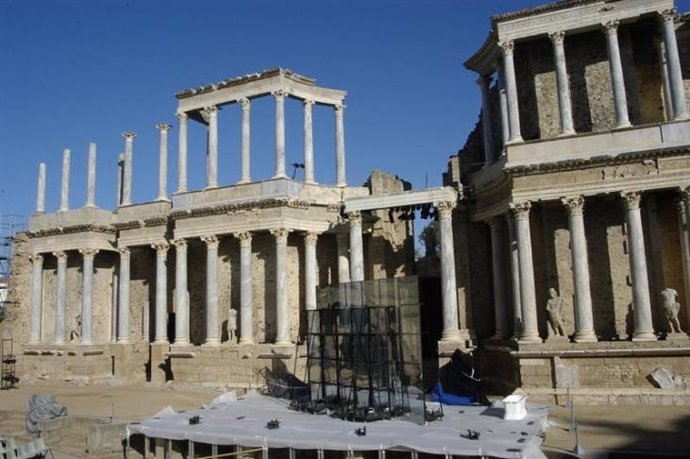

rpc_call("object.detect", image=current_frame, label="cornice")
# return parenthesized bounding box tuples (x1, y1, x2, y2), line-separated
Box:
(170, 197, 313, 220)
(26, 224, 115, 239)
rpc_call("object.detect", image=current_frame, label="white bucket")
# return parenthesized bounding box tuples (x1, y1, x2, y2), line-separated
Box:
(502, 394, 527, 420)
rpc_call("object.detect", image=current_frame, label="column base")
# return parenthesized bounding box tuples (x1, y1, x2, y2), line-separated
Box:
(203, 339, 221, 347)
(673, 112, 690, 121)
(614, 121, 632, 129)
(273, 173, 287, 179)
(80, 340, 94, 345)
(632, 331, 657, 342)
(558, 129, 576, 137)
(304, 179, 317, 185)
(518, 332, 542, 344)
(336, 181, 347, 187)
(54, 340, 65, 345)
(573, 331, 598, 343)
(153, 339, 169, 345)
(441, 328, 461, 341)
(274, 339, 293, 347)
(117, 339, 131, 345)
(237, 178, 251, 184)
(507, 135, 524, 144)
(239, 338, 255, 345)
(173, 339, 190, 346)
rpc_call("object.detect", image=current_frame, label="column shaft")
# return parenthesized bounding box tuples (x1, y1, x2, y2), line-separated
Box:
(335, 104, 346, 186)
(549, 31, 575, 134)
(349, 213, 364, 282)
(236, 233, 254, 343)
(272, 228, 291, 345)
(174, 239, 189, 345)
(54, 251, 67, 344)
(273, 91, 287, 178)
(156, 123, 171, 201)
(239, 99, 251, 183)
(506, 215, 522, 338)
(36, 163, 46, 214)
(496, 64, 510, 148)
(499, 41, 523, 142)
(153, 242, 169, 343)
(336, 233, 350, 283)
(116, 153, 124, 206)
(603, 21, 631, 128)
(656, 38, 675, 121)
(678, 192, 690, 327)
(86, 143, 97, 207)
(305, 232, 318, 311)
(122, 132, 135, 206)
(661, 9, 689, 120)
(206, 106, 218, 188)
(512, 202, 540, 342)
(488, 218, 508, 339)
(60, 149, 71, 211)
(304, 100, 315, 183)
(437, 201, 460, 340)
(177, 113, 188, 193)
(478, 75, 495, 163)
(30, 255, 43, 344)
(118, 248, 131, 343)
(79, 249, 97, 344)
(203, 235, 220, 345)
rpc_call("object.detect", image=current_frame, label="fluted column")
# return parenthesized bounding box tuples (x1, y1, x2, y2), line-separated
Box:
(562, 196, 597, 342)
(348, 212, 364, 282)
(239, 98, 251, 183)
(435, 201, 460, 340)
(677, 190, 690, 325)
(499, 40, 523, 142)
(496, 63, 510, 149)
(176, 112, 188, 193)
(121, 131, 135, 206)
(478, 75, 495, 163)
(29, 254, 43, 344)
(656, 38, 675, 121)
(202, 235, 220, 345)
(488, 217, 508, 339)
(205, 106, 219, 188)
(621, 192, 656, 341)
(273, 90, 287, 178)
(236, 232, 254, 344)
(53, 251, 67, 344)
(303, 99, 315, 184)
(506, 214, 522, 338)
(59, 148, 71, 211)
(603, 20, 631, 128)
(152, 241, 169, 344)
(511, 202, 540, 343)
(336, 233, 350, 283)
(78, 249, 97, 345)
(271, 228, 291, 345)
(549, 31, 575, 135)
(335, 104, 346, 186)
(156, 123, 171, 201)
(305, 232, 318, 311)
(36, 163, 46, 214)
(85, 143, 97, 207)
(661, 9, 689, 120)
(173, 239, 189, 345)
(117, 247, 131, 343)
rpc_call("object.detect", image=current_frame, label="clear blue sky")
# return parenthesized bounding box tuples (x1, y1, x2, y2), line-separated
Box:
(1, 0, 688, 228)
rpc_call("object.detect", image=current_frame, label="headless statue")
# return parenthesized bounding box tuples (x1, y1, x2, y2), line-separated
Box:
(660, 288, 683, 334)
(546, 288, 565, 337)
(227, 308, 238, 342)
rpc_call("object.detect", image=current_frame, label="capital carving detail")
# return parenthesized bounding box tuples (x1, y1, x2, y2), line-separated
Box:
(661, 8, 677, 22)
(117, 247, 130, 260)
(435, 201, 456, 220)
(305, 231, 319, 245)
(603, 20, 619, 34)
(510, 201, 532, 220)
(78, 248, 99, 260)
(303, 99, 315, 108)
(201, 235, 219, 249)
(548, 30, 566, 45)
(238, 98, 251, 110)
(334, 104, 345, 114)
(156, 123, 172, 132)
(620, 191, 642, 210)
(272, 89, 287, 101)
(235, 232, 252, 247)
(498, 40, 514, 54)
(561, 196, 585, 216)
(152, 241, 170, 255)
(270, 227, 290, 241)
(53, 250, 68, 261)
(176, 112, 188, 123)
(204, 105, 218, 115)
(30, 253, 43, 264)
(122, 131, 136, 140)
(173, 239, 188, 251)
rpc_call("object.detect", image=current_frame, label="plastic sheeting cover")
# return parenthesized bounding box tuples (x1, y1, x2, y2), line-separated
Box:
(26, 394, 67, 434)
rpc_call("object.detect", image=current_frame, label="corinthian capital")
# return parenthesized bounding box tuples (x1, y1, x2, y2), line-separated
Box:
(151, 241, 170, 255)
(173, 238, 188, 250)
(117, 246, 130, 260)
(270, 227, 290, 241)
(78, 248, 99, 260)
(679, 185, 690, 201)
(201, 235, 219, 249)
(303, 99, 315, 108)
(305, 231, 319, 245)
(660, 8, 677, 22)
(602, 19, 619, 34)
(548, 30, 566, 45)
(156, 123, 172, 132)
(234, 232, 252, 247)
(122, 131, 136, 140)
(176, 112, 188, 123)
(348, 211, 363, 226)
(272, 89, 287, 101)
(53, 250, 68, 261)
(434, 201, 456, 219)
(30, 253, 44, 264)
(238, 98, 251, 111)
(620, 191, 642, 210)
(204, 105, 218, 115)
(561, 196, 585, 216)
(498, 40, 514, 54)
(510, 201, 532, 219)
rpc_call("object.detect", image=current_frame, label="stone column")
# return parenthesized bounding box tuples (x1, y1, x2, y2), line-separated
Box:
(562, 196, 597, 342)
(152, 242, 169, 344)
(85, 143, 97, 208)
(173, 239, 189, 345)
(436, 201, 460, 340)
(156, 123, 171, 201)
(117, 247, 131, 343)
(273, 90, 287, 178)
(303, 99, 315, 184)
(116, 153, 124, 206)
(511, 202, 540, 343)
(488, 217, 508, 339)
(335, 104, 347, 186)
(305, 232, 318, 311)
(29, 254, 43, 344)
(239, 98, 251, 184)
(53, 250, 67, 344)
(201, 235, 220, 345)
(235, 232, 254, 344)
(59, 148, 71, 212)
(506, 214, 522, 338)
(677, 191, 690, 326)
(271, 228, 291, 345)
(661, 9, 689, 120)
(549, 31, 575, 135)
(496, 63, 510, 149)
(205, 106, 219, 189)
(36, 163, 46, 214)
(656, 38, 675, 121)
(499, 40, 523, 142)
(603, 20, 631, 128)
(621, 192, 656, 341)
(79, 249, 97, 345)
(336, 233, 350, 283)
(121, 131, 135, 206)
(176, 112, 188, 193)
(111, 267, 118, 343)
(348, 212, 364, 282)
(478, 75, 495, 163)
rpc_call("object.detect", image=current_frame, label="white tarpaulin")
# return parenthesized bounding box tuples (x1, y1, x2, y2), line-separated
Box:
(127, 391, 549, 459)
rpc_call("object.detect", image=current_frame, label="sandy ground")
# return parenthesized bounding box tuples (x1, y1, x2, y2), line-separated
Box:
(2, 382, 690, 458)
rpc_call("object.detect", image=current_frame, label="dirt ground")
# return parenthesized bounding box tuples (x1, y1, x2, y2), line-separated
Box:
(2, 382, 690, 458)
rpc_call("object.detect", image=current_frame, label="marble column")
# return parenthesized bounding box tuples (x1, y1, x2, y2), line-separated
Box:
(496, 63, 510, 149)
(549, 31, 575, 135)
(335, 104, 347, 186)
(116, 153, 124, 206)
(239, 98, 251, 184)
(117, 247, 131, 343)
(176, 112, 188, 193)
(36, 163, 46, 214)
(202, 235, 220, 345)
(156, 123, 171, 201)
(305, 232, 318, 311)
(661, 9, 689, 120)
(273, 90, 287, 178)
(656, 38, 675, 121)
(603, 20, 631, 128)
(499, 40, 523, 142)
(85, 143, 97, 208)
(236, 232, 254, 344)
(677, 190, 690, 326)
(478, 75, 495, 163)
(53, 250, 67, 344)
(111, 268, 118, 343)
(78, 249, 97, 345)
(506, 214, 522, 338)
(152, 241, 169, 344)
(173, 239, 189, 345)
(29, 254, 43, 344)
(336, 233, 350, 283)
(205, 106, 219, 189)
(488, 217, 508, 339)
(59, 148, 71, 212)
(303, 99, 315, 184)
(436, 201, 460, 340)
(562, 196, 597, 342)
(621, 192, 656, 341)
(349, 212, 364, 282)
(271, 228, 291, 345)
(122, 131, 135, 206)
(511, 202, 540, 343)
